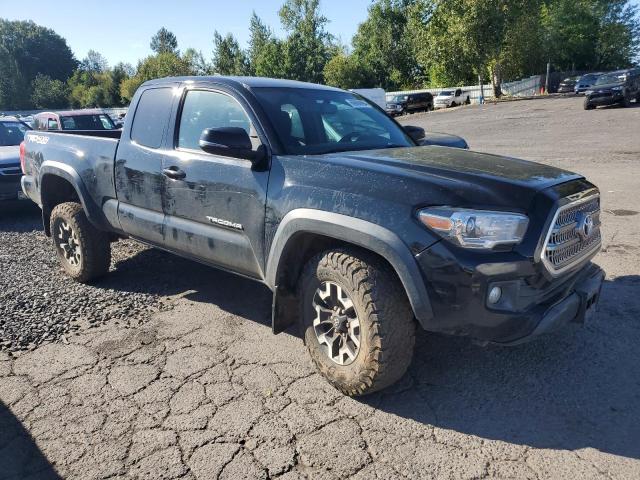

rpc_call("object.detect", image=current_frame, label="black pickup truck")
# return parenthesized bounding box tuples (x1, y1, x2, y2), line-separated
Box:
(21, 77, 604, 396)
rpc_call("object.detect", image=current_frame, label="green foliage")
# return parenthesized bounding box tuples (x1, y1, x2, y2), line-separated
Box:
(150, 27, 179, 55)
(212, 32, 249, 75)
(31, 74, 69, 109)
(0, 19, 77, 109)
(278, 0, 333, 83)
(183, 48, 210, 76)
(121, 52, 192, 102)
(323, 50, 375, 89)
(2, 1, 639, 109)
(352, 0, 422, 90)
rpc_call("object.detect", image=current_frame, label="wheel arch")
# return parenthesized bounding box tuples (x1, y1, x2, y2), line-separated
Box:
(39, 162, 105, 236)
(266, 209, 434, 334)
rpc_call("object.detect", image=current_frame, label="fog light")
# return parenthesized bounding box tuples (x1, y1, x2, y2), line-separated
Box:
(488, 287, 502, 305)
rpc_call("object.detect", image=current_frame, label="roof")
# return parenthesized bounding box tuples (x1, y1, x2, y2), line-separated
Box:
(142, 75, 344, 92)
(34, 109, 108, 117)
(0, 116, 22, 122)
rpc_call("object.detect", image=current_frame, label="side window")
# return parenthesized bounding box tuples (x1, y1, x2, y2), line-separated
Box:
(48, 118, 59, 130)
(131, 87, 174, 148)
(178, 90, 253, 151)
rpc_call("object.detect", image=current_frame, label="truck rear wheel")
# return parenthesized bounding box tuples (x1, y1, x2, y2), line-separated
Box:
(299, 248, 416, 396)
(50, 202, 111, 283)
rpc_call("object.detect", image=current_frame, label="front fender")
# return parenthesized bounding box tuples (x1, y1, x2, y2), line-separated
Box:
(266, 209, 434, 326)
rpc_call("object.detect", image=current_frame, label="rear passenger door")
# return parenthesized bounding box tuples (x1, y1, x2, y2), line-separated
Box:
(115, 86, 176, 245)
(160, 86, 270, 279)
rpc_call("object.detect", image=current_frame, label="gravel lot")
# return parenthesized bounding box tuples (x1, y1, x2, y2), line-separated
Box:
(1, 96, 639, 479)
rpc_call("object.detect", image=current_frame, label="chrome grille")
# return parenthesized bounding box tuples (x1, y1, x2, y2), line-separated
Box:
(541, 193, 601, 275)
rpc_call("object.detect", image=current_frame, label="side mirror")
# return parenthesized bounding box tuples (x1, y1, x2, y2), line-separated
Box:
(403, 125, 426, 142)
(199, 127, 254, 160)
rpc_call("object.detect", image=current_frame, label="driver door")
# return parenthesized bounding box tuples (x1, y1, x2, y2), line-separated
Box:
(161, 87, 270, 279)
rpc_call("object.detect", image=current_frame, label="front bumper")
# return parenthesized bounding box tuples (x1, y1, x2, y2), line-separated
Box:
(586, 92, 624, 106)
(415, 241, 604, 344)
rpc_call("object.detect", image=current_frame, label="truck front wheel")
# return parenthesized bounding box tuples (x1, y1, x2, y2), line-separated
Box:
(50, 202, 111, 283)
(299, 248, 416, 396)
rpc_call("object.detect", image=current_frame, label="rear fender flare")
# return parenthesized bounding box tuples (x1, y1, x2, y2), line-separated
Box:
(40, 161, 108, 231)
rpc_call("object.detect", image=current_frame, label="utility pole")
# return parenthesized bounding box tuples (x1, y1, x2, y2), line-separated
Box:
(545, 61, 551, 94)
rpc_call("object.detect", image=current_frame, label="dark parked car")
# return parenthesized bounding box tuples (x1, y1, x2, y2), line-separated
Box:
(0, 116, 31, 202)
(575, 73, 603, 94)
(33, 110, 119, 132)
(584, 69, 640, 110)
(21, 76, 604, 396)
(558, 76, 580, 94)
(386, 92, 433, 116)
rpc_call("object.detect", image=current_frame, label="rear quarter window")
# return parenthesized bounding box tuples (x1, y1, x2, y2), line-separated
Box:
(130, 87, 174, 148)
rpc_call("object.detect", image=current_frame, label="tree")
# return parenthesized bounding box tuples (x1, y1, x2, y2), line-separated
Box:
(81, 49, 109, 73)
(279, 0, 333, 83)
(183, 48, 210, 75)
(323, 50, 375, 89)
(212, 32, 249, 75)
(353, 0, 421, 90)
(0, 19, 77, 109)
(150, 27, 179, 55)
(121, 52, 192, 102)
(30, 74, 69, 109)
(248, 12, 272, 75)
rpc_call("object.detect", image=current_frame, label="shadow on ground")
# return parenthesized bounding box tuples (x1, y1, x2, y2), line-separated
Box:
(0, 401, 61, 479)
(366, 274, 640, 461)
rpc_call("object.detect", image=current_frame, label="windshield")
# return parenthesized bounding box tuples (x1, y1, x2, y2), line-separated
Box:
(60, 114, 116, 130)
(596, 73, 625, 85)
(438, 91, 453, 96)
(0, 121, 30, 146)
(253, 88, 414, 155)
(389, 95, 408, 103)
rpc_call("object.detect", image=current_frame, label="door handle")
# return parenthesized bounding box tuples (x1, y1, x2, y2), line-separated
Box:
(162, 167, 186, 180)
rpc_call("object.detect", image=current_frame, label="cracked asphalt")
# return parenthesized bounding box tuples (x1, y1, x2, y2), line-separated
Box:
(1, 96, 640, 479)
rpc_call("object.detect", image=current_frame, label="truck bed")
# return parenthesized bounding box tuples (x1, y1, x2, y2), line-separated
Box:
(23, 130, 120, 207)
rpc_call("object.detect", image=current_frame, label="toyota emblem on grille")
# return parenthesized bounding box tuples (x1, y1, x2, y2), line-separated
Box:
(576, 212, 595, 240)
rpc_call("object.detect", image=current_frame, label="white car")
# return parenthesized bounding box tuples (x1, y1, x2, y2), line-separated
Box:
(434, 88, 471, 109)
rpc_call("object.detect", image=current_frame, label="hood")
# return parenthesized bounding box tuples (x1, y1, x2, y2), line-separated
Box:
(0, 145, 20, 166)
(591, 81, 624, 91)
(316, 146, 582, 209)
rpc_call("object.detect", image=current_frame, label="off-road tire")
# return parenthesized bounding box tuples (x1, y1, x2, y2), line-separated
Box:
(50, 202, 111, 283)
(300, 248, 416, 396)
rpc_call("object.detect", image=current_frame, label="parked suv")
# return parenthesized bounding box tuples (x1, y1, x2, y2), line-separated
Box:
(33, 110, 119, 131)
(584, 69, 640, 110)
(21, 76, 604, 396)
(558, 76, 580, 94)
(385, 92, 433, 116)
(574, 73, 602, 94)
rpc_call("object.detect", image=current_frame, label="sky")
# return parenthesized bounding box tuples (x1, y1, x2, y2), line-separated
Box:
(1, 0, 373, 67)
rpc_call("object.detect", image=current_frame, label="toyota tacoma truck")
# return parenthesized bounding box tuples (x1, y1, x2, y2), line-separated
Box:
(21, 76, 604, 396)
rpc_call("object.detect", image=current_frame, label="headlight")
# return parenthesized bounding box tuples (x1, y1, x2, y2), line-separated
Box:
(417, 208, 529, 249)
(611, 86, 623, 91)
(585, 90, 594, 95)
